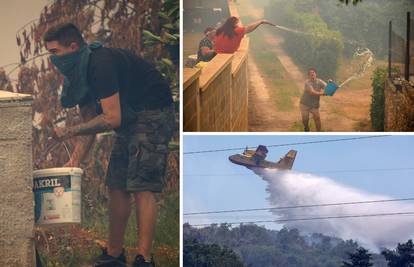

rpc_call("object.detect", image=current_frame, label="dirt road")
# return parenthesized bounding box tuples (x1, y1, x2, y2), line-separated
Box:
(238, 0, 372, 131)
(248, 56, 295, 131)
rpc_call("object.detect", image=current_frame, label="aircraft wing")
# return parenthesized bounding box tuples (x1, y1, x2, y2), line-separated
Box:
(253, 145, 268, 161)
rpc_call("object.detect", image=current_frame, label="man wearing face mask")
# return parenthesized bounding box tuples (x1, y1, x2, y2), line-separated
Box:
(44, 23, 174, 267)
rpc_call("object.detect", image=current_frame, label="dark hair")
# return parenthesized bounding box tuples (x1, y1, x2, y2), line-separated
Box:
(43, 23, 85, 47)
(204, 27, 215, 34)
(216, 16, 239, 39)
(308, 68, 317, 73)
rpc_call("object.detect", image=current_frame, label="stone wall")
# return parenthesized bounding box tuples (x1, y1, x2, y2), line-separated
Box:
(183, 39, 249, 132)
(0, 91, 34, 267)
(183, 68, 202, 131)
(230, 39, 249, 131)
(384, 79, 414, 131)
(199, 54, 233, 131)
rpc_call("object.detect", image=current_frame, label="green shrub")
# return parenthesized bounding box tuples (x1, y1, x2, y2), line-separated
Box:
(265, 0, 344, 80)
(370, 67, 386, 131)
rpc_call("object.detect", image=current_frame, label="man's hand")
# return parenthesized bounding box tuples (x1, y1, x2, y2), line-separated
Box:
(53, 127, 72, 141)
(60, 105, 97, 169)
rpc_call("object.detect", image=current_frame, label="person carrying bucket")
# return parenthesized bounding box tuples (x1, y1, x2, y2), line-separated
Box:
(43, 23, 175, 267)
(299, 68, 327, 132)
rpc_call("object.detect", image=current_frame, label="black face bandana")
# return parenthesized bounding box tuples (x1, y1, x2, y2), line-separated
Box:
(50, 42, 102, 108)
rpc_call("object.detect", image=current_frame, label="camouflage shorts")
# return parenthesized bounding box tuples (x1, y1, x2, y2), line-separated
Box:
(106, 105, 175, 193)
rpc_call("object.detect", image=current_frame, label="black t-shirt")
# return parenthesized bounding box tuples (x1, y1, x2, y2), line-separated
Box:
(82, 47, 173, 114)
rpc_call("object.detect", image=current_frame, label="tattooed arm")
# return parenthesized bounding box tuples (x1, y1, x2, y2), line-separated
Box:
(62, 104, 97, 167)
(54, 92, 122, 140)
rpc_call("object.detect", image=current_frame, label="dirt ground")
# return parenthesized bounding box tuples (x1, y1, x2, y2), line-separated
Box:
(238, 0, 373, 132)
(248, 56, 296, 131)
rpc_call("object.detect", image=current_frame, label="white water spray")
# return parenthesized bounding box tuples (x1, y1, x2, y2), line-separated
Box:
(255, 169, 414, 250)
(338, 48, 374, 87)
(274, 24, 375, 88)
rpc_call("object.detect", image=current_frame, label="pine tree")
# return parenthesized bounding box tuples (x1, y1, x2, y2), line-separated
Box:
(184, 239, 245, 267)
(382, 240, 414, 267)
(342, 247, 373, 267)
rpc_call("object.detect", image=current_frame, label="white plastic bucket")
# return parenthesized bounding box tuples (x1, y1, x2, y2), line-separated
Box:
(33, 167, 83, 226)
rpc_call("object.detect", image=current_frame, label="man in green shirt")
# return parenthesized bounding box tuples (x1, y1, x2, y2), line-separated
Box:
(299, 68, 327, 132)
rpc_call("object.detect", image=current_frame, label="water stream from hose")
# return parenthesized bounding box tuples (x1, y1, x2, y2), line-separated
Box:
(273, 24, 374, 86)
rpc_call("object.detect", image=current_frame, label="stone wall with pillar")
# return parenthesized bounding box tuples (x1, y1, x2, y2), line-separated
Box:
(0, 91, 34, 267)
(384, 79, 414, 131)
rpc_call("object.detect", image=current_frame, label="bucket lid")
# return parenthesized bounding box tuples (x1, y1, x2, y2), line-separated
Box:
(33, 167, 83, 178)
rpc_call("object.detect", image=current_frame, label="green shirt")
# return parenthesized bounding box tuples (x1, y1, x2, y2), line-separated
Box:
(300, 78, 327, 109)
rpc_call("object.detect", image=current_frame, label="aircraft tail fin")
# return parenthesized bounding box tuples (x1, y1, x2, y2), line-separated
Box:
(277, 150, 297, 170)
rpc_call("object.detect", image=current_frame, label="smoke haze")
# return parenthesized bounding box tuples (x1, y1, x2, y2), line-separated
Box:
(256, 169, 414, 250)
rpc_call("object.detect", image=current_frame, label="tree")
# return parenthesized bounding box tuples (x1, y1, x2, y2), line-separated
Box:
(342, 247, 373, 267)
(184, 224, 388, 267)
(184, 239, 245, 267)
(382, 240, 414, 267)
(0, 68, 13, 91)
(264, 1, 344, 80)
(370, 67, 386, 131)
(339, 0, 362, 5)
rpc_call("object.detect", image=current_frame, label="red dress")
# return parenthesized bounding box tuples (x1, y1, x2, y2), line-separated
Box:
(215, 26, 245, 54)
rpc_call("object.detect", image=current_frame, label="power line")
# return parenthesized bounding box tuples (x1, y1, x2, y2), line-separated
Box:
(296, 167, 414, 174)
(184, 197, 414, 216)
(185, 167, 414, 177)
(188, 211, 414, 227)
(183, 135, 390, 155)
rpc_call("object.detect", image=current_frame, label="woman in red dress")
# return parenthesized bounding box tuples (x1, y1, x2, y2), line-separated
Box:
(215, 16, 276, 54)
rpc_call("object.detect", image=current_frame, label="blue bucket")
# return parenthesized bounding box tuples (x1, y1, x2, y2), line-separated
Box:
(324, 82, 338, 96)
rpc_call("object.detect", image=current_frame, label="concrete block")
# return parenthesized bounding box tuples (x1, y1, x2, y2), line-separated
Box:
(0, 90, 34, 267)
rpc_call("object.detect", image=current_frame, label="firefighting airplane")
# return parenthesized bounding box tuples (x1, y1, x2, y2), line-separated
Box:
(229, 145, 297, 170)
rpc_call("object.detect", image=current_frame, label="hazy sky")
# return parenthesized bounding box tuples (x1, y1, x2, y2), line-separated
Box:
(183, 135, 414, 229)
(0, 1, 48, 74)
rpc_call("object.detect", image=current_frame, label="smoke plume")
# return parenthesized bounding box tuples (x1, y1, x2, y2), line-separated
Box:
(255, 169, 414, 250)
